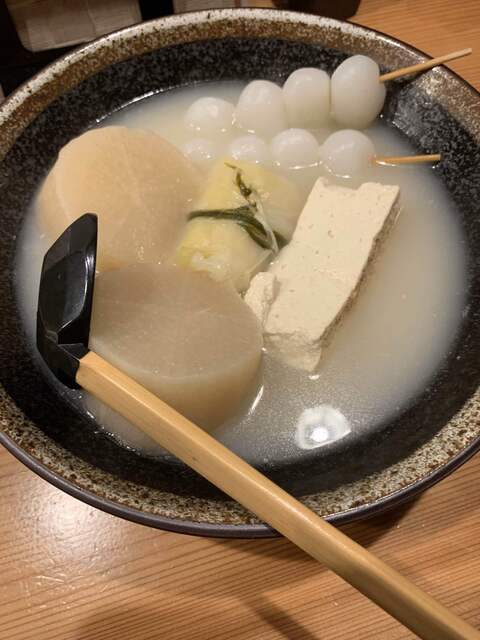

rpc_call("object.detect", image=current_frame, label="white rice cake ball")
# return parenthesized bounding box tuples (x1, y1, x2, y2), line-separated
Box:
(37, 126, 201, 272)
(184, 97, 235, 135)
(331, 55, 386, 129)
(271, 128, 319, 169)
(228, 135, 271, 165)
(90, 263, 263, 431)
(235, 80, 287, 138)
(181, 138, 221, 171)
(283, 67, 330, 128)
(320, 129, 376, 177)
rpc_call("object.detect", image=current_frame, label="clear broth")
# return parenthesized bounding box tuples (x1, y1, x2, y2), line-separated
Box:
(15, 82, 468, 465)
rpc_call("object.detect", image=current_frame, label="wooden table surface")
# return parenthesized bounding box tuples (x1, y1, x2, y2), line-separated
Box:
(1, 1, 479, 638)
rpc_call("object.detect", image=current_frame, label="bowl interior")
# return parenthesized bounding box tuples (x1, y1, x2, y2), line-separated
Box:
(0, 11, 479, 535)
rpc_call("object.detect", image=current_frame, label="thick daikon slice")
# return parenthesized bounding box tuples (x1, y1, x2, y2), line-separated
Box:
(90, 263, 263, 431)
(37, 126, 201, 271)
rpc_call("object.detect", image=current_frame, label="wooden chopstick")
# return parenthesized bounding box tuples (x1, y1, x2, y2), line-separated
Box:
(76, 350, 480, 640)
(379, 48, 472, 82)
(375, 153, 442, 165)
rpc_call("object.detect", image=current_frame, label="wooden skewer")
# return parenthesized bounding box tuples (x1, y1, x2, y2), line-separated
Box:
(375, 153, 442, 166)
(379, 48, 472, 82)
(76, 350, 480, 640)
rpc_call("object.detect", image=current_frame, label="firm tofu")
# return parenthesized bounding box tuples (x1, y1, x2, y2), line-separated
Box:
(245, 178, 400, 371)
(244, 272, 278, 325)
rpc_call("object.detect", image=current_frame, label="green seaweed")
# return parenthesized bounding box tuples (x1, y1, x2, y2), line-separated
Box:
(189, 207, 273, 250)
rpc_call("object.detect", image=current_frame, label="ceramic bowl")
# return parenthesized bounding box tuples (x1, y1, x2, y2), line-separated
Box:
(0, 9, 479, 537)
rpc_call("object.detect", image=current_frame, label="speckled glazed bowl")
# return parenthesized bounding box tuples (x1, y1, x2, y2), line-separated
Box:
(0, 9, 479, 537)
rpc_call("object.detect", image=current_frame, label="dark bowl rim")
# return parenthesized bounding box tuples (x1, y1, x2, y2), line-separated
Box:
(1, 428, 479, 537)
(0, 8, 479, 538)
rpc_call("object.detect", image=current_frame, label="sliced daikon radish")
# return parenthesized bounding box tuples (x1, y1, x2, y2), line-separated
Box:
(271, 129, 319, 169)
(89, 264, 263, 431)
(321, 129, 375, 177)
(235, 80, 287, 138)
(184, 97, 235, 135)
(282, 68, 330, 128)
(331, 55, 386, 129)
(83, 397, 166, 456)
(228, 135, 271, 165)
(37, 126, 201, 271)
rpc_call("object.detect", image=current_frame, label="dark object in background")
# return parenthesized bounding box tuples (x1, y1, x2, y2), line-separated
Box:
(0, 0, 360, 96)
(139, 0, 174, 20)
(0, 0, 174, 95)
(0, 0, 73, 95)
(273, 0, 360, 19)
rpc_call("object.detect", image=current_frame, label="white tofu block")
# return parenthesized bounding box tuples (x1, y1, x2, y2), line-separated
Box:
(247, 178, 400, 371)
(244, 272, 278, 325)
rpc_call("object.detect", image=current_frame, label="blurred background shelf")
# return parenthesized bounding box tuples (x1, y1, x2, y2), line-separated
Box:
(0, 0, 361, 97)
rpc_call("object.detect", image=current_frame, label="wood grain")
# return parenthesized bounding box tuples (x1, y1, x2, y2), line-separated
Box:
(1, 1, 479, 638)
